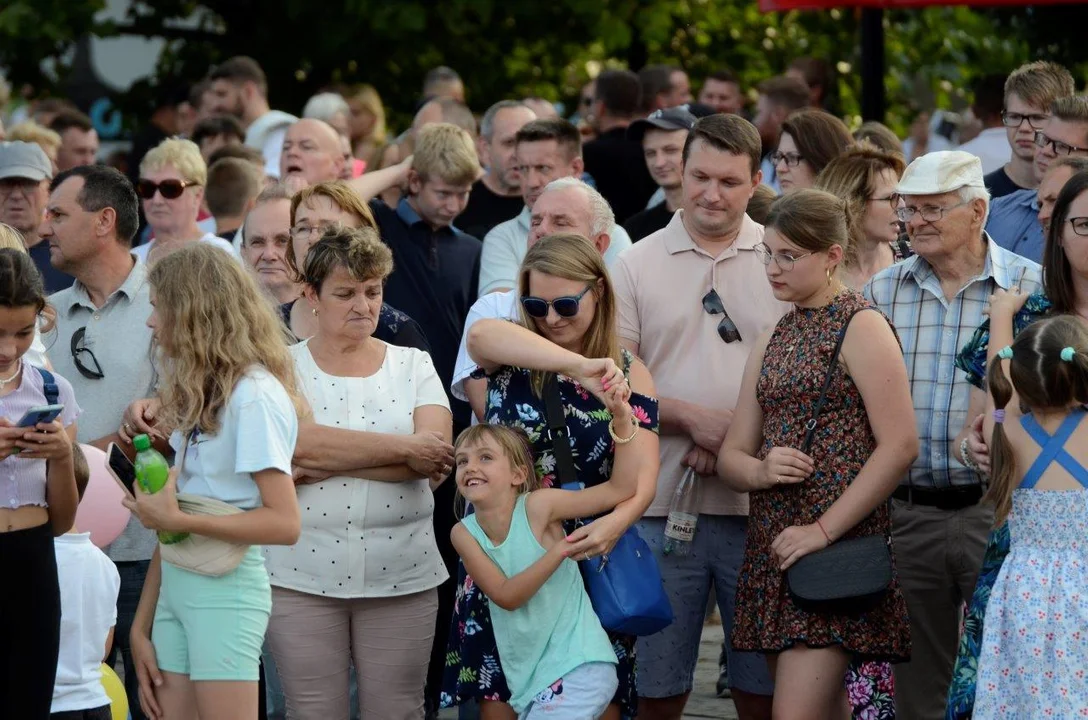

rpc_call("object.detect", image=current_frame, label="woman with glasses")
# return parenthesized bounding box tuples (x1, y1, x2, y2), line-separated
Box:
(946, 168, 1088, 719)
(773, 109, 853, 194)
(442, 233, 660, 720)
(815, 143, 909, 290)
(132, 138, 235, 265)
(263, 226, 453, 719)
(719, 190, 916, 719)
(0, 248, 81, 719)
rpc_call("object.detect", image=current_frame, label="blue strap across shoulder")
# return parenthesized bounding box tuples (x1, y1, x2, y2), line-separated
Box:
(1018, 410, 1088, 489)
(35, 366, 59, 406)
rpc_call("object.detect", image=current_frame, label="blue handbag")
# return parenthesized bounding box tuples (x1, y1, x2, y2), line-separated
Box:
(545, 376, 674, 636)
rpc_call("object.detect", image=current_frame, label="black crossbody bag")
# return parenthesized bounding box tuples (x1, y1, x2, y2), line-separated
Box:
(786, 309, 894, 615)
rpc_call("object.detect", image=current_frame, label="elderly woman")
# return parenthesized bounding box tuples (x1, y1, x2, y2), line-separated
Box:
(773, 109, 854, 194)
(443, 233, 660, 720)
(133, 138, 235, 264)
(263, 226, 453, 720)
(281, 180, 428, 351)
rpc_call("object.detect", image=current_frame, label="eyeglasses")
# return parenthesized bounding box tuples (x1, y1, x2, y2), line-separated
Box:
(753, 242, 814, 272)
(869, 193, 900, 209)
(1001, 111, 1050, 130)
(0, 178, 39, 200)
(896, 200, 970, 224)
(701, 289, 742, 344)
(521, 285, 593, 319)
(1033, 131, 1088, 157)
(290, 222, 335, 241)
(771, 151, 804, 168)
(136, 179, 198, 200)
(1068, 217, 1088, 236)
(70, 327, 104, 380)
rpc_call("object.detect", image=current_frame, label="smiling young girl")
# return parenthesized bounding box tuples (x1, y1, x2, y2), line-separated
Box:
(451, 378, 639, 719)
(0, 248, 81, 718)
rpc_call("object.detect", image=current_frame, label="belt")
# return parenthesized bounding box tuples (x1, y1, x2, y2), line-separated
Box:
(891, 484, 983, 511)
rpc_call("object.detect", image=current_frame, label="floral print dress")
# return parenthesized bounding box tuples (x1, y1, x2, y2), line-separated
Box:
(440, 350, 659, 718)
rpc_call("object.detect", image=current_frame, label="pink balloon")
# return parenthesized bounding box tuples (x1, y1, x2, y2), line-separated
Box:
(74, 444, 130, 549)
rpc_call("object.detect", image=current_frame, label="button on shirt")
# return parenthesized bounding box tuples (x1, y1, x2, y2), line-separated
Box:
(985, 188, 1043, 263)
(612, 211, 791, 516)
(49, 258, 158, 561)
(478, 206, 634, 295)
(863, 237, 1041, 489)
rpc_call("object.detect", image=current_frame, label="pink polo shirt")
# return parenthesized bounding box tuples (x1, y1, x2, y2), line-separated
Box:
(612, 209, 790, 516)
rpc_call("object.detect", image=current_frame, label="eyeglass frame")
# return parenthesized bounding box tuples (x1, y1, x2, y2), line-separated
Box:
(770, 151, 804, 168)
(136, 178, 200, 200)
(70, 326, 105, 380)
(1033, 130, 1088, 157)
(869, 193, 900, 209)
(289, 221, 336, 241)
(895, 200, 971, 224)
(0, 177, 42, 201)
(701, 288, 742, 344)
(753, 242, 815, 273)
(1067, 217, 1088, 236)
(1001, 110, 1050, 130)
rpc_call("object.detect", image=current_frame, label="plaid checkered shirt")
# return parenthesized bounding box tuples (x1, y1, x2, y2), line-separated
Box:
(864, 236, 1042, 489)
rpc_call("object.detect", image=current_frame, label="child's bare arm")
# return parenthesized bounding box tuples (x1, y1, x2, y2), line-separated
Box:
(451, 523, 566, 611)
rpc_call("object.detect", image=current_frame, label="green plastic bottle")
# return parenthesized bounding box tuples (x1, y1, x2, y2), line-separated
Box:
(133, 434, 188, 545)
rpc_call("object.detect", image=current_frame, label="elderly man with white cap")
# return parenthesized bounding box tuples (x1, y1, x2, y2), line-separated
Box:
(0, 140, 74, 291)
(864, 150, 1041, 720)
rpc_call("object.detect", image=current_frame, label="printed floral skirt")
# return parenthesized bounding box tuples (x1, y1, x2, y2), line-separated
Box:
(440, 561, 638, 718)
(847, 661, 896, 719)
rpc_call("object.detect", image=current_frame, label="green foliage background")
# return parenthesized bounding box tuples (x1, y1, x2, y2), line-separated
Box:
(1, 0, 1084, 135)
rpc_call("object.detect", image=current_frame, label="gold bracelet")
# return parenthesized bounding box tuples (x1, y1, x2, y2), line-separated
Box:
(608, 415, 638, 444)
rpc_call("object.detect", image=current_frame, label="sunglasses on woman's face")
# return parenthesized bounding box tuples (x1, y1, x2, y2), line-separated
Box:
(521, 284, 593, 319)
(136, 179, 197, 200)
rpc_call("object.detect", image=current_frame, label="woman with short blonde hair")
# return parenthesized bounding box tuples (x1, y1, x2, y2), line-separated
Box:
(7, 122, 62, 171)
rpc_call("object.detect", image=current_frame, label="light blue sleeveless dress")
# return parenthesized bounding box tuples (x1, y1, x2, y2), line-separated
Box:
(974, 410, 1088, 718)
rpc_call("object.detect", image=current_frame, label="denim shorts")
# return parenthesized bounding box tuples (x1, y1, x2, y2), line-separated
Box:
(635, 515, 774, 698)
(518, 662, 618, 719)
(153, 545, 271, 681)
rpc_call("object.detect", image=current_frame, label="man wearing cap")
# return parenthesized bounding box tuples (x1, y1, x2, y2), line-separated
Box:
(0, 141, 74, 291)
(864, 151, 1041, 720)
(624, 107, 697, 242)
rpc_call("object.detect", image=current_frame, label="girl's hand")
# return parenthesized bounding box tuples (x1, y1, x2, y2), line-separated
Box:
(15, 420, 73, 461)
(130, 630, 164, 719)
(988, 287, 1030, 319)
(565, 511, 626, 561)
(569, 357, 625, 403)
(771, 524, 829, 570)
(122, 468, 186, 533)
(120, 398, 164, 444)
(601, 379, 633, 419)
(966, 413, 991, 475)
(0, 419, 26, 461)
(759, 447, 814, 490)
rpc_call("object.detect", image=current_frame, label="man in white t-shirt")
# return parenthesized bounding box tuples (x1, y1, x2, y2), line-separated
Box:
(452, 176, 616, 421)
(207, 56, 298, 179)
(51, 445, 122, 720)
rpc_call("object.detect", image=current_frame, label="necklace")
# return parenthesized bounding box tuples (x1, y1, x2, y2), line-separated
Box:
(0, 363, 20, 387)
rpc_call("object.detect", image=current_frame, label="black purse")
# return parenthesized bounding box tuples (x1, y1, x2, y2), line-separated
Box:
(785, 308, 894, 615)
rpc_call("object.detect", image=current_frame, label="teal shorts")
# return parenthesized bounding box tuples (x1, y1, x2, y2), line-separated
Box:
(153, 545, 271, 681)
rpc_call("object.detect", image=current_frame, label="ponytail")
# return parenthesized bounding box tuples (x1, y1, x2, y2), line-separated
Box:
(983, 356, 1017, 525)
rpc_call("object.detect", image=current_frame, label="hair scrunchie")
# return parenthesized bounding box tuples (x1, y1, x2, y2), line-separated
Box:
(997, 346, 1013, 360)
(1061, 346, 1076, 362)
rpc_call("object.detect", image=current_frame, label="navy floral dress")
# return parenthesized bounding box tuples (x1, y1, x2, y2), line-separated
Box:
(440, 350, 659, 718)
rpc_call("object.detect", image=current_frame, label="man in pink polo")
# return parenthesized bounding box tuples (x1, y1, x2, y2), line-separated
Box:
(612, 113, 788, 720)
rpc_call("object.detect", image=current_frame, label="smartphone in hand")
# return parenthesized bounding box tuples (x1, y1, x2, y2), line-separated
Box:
(17, 404, 65, 428)
(106, 442, 137, 498)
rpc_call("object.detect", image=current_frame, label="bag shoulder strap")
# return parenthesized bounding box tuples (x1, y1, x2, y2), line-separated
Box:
(35, 366, 59, 406)
(542, 374, 578, 487)
(800, 307, 872, 452)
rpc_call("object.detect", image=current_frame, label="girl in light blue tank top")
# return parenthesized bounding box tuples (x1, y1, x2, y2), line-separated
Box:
(450, 383, 642, 719)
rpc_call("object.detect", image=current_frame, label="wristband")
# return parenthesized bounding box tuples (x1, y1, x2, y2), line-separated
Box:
(960, 437, 980, 472)
(815, 518, 832, 546)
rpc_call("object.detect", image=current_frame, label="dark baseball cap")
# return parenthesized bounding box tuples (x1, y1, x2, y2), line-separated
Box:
(627, 106, 698, 144)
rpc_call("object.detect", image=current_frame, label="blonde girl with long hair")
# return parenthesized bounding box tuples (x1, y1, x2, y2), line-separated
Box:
(443, 233, 660, 720)
(122, 244, 304, 720)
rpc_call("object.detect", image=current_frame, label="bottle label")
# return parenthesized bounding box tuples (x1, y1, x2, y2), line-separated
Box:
(664, 512, 697, 542)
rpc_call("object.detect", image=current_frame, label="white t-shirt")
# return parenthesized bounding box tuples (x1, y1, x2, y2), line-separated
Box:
(451, 290, 518, 403)
(264, 340, 451, 598)
(51, 533, 121, 713)
(131, 232, 237, 264)
(25, 321, 49, 369)
(169, 368, 297, 510)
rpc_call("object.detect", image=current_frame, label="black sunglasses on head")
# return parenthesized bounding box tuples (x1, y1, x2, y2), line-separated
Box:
(70, 326, 104, 379)
(136, 179, 197, 200)
(702, 289, 742, 344)
(521, 285, 593, 319)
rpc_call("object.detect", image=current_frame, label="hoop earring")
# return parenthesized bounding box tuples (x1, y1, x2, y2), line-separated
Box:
(826, 266, 832, 285)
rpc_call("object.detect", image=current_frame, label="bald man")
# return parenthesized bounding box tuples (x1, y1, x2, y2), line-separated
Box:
(279, 118, 345, 188)
(411, 97, 477, 138)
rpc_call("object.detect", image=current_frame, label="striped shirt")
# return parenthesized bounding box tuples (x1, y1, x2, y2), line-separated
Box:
(863, 236, 1041, 489)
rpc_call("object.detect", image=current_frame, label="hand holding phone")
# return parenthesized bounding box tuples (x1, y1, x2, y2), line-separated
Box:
(106, 442, 137, 498)
(17, 404, 65, 428)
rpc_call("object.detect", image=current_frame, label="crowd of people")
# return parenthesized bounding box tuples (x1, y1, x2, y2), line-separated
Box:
(1, 52, 1087, 720)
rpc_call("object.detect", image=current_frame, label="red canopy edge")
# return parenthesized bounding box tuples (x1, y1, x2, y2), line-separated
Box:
(761, 0, 1080, 10)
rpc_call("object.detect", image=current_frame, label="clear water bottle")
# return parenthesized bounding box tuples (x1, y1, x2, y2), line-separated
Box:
(663, 467, 701, 556)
